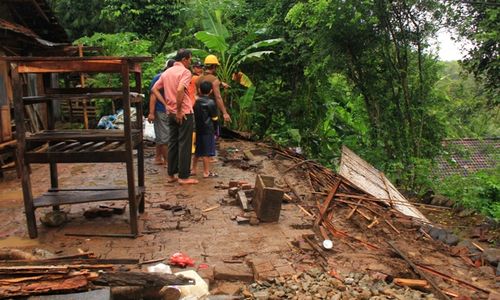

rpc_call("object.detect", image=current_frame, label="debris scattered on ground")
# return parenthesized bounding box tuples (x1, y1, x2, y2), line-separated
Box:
(40, 210, 68, 227)
(248, 269, 439, 300)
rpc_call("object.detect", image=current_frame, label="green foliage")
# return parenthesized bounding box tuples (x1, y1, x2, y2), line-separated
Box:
(48, 0, 497, 202)
(433, 167, 500, 221)
(74, 33, 161, 116)
(192, 8, 283, 129)
(447, 1, 499, 96)
(434, 61, 500, 137)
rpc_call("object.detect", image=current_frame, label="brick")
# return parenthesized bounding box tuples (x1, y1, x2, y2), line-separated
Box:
(249, 258, 276, 281)
(256, 270, 279, 281)
(214, 263, 254, 282)
(229, 181, 239, 188)
(197, 265, 214, 285)
(275, 265, 296, 277)
(241, 184, 253, 190)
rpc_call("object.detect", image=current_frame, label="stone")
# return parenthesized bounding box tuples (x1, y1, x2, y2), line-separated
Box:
(497, 262, 500, 276)
(428, 227, 447, 240)
(458, 208, 476, 217)
(40, 211, 68, 227)
(253, 290, 269, 300)
(214, 263, 254, 282)
(249, 217, 260, 226)
(431, 195, 450, 206)
(443, 233, 459, 246)
(344, 277, 355, 285)
(483, 248, 500, 266)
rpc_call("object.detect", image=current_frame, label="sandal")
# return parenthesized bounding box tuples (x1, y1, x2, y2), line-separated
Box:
(203, 172, 219, 178)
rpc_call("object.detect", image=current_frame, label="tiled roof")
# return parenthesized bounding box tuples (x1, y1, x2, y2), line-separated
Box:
(434, 138, 499, 177)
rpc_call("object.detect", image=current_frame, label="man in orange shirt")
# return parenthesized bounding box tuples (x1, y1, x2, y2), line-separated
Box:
(196, 55, 231, 123)
(152, 49, 198, 185)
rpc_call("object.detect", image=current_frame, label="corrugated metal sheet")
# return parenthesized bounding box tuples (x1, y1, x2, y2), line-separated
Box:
(339, 145, 429, 223)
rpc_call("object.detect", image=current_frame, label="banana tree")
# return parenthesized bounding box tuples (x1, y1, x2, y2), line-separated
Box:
(193, 9, 283, 129)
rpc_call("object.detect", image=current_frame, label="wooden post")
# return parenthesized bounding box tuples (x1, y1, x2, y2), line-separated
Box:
(134, 67, 145, 213)
(11, 64, 37, 238)
(78, 44, 89, 129)
(46, 82, 59, 211)
(121, 61, 138, 236)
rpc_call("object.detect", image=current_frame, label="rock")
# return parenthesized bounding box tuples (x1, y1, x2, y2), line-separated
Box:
(428, 227, 446, 240)
(431, 195, 450, 206)
(344, 277, 355, 285)
(330, 294, 341, 300)
(274, 290, 285, 297)
(40, 211, 68, 227)
(483, 248, 500, 266)
(359, 288, 372, 300)
(497, 262, 500, 276)
(253, 290, 269, 300)
(458, 208, 476, 217)
(443, 233, 459, 246)
(249, 217, 260, 226)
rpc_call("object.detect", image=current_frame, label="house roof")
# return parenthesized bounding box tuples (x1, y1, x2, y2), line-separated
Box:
(434, 138, 499, 177)
(2, 0, 68, 43)
(0, 0, 69, 54)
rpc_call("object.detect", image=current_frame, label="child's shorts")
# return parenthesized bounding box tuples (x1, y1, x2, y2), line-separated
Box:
(195, 133, 216, 157)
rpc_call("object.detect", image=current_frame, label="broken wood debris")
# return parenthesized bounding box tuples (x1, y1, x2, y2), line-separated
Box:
(0, 249, 193, 298)
(388, 241, 451, 300)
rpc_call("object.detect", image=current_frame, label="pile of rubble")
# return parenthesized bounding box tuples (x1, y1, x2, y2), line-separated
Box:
(248, 268, 437, 300)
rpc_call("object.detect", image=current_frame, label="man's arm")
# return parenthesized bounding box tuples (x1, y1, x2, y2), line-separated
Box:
(175, 84, 185, 124)
(147, 93, 157, 123)
(212, 79, 231, 122)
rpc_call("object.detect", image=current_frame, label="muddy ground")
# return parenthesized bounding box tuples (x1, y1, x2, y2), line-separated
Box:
(0, 138, 498, 299)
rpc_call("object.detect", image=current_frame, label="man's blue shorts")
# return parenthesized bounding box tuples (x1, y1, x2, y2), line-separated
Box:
(195, 133, 216, 157)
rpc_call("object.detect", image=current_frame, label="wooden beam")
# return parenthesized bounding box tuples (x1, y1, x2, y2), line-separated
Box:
(30, 0, 50, 23)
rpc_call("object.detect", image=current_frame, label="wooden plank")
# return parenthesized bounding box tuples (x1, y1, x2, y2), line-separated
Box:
(96, 141, 122, 152)
(0, 258, 138, 266)
(3, 56, 151, 62)
(33, 188, 144, 208)
(0, 275, 89, 298)
(26, 129, 140, 142)
(47, 187, 127, 192)
(314, 180, 341, 227)
(24, 92, 143, 101)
